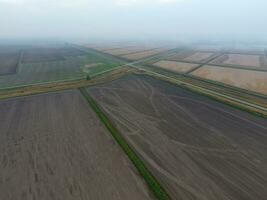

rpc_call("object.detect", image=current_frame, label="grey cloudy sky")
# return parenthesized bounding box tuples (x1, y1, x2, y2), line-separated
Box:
(1, 0, 267, 42)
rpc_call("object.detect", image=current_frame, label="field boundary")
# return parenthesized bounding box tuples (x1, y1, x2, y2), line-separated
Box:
(79, 88, 171, 200)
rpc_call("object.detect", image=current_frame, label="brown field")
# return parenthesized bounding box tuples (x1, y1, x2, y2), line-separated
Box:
(153, 60, 198, 73)
(169, 51, 215, 62)
(103, 48, 140, 56)
(211, 54, 267, 68)
(103, 46, 156, 56)
(121, 48, 167, 60)
(22, 47, 85, 63)
(191, 66, 267, 95)
(88, 75, 267, 200)
(184, 52, 215, 62)
(0, 90, 153, 200)
(0, 51, 21, 75)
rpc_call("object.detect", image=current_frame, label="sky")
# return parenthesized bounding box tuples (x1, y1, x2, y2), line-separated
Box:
(0, 0, 267, 43)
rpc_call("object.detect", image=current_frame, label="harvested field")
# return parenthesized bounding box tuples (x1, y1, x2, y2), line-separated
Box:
(88, 75, 267, 200)
(183, 52, 214, 62)
(191, 65, 267, 95)
(121, 49, 167, 60)
(0, 51, 21, 75)
(0, 90, 153, 200)
(22, 47, 84, 63)
(168, 51, 215, 62)
(211, 54, 267, 68)
(153, 60, 199, 73)
(103, 46, 156, 56)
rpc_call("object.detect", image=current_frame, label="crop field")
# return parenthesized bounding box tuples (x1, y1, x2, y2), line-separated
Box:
(0, 90, 153, 200)
(103, 46, 156, 56)
(87, 74, 267, 200)
(0, 49, 123, 89)
(152, 60, 199, 73)
(121, 48, 168, 60)
(211, 54, 267, 68)
(22, 47, 85, 63)
(0, 50, 21, 75)
(191, 65, 267, 95)
(168, 50, 216, 62)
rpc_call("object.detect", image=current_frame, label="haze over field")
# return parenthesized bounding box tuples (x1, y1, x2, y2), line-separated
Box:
(0, 0, 267, 42)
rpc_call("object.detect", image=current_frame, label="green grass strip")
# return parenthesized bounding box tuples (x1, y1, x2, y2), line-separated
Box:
(79, 87, 171, 200)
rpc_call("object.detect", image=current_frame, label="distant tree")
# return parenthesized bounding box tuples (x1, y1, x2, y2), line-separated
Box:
(86, 75, 91, 80)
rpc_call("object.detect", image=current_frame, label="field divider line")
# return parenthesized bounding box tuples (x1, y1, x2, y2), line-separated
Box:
(128, 64, 267, 117)
(79, 88, 172, 200)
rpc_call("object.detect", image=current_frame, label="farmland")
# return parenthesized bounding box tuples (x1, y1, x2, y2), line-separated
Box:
(153, 60, 199, 73)
(0, 50, 21, 75)
(22, 47, 85, 63)
(121, 48, 168, 60)
(167, 50, 216, 63)
(191, 65, 267, 95)
(87, 74, 267, 200)
(0, 45, 123, 89)
(0, 90, 153, 200)
(211, 54, 267, 69)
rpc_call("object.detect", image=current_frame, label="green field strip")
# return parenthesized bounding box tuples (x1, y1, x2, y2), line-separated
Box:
(79, 88, 172, 200)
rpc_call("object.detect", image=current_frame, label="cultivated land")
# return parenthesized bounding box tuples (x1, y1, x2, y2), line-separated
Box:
(22, 47, 85, 63)
(0, 90, 153, 200)
(211, 54, 267, 69)
(191, 65, 267, 95)
(153, 60, 199, 73)
(168, 50, 216, 63)
(0, 46, 123, 89)
(0, 50, 21, 75)
(121, 49, 168, 60)
(87, 75, 267, 200)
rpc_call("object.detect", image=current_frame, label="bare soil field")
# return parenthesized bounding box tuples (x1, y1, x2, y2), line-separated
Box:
(153, 60, 199, 73)
(211, 54, 267, 68)
(0, 90, 153, 200)
(183, 52, 215, 62)
(88, 75, 267, 200)
(103, 46, 157, 56)
(191, 66, 267, 95)
(0, 51, 21, 75)
(168, 51, 215, 62)
(22, 47, 85, 63)
(121, 48, 167, 60)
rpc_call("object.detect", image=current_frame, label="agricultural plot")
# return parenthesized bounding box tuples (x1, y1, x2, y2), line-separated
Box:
(103, 46, 156, 56)
(0, 90, 153, 200)
(121, 48, 168, 60)
(191, 65, 267, 95)
(152, 60, 199, 73)
(0, 51, 122, 89)
(168, 50, 216, 63)
(0, 51, 21, 75)
(211, 54, 267, 69)
(88, 75, 267, 200)
(22, 47, 85, 63)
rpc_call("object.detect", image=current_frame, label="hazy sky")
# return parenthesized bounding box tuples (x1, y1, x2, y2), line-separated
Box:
(1, 0, 267, 42)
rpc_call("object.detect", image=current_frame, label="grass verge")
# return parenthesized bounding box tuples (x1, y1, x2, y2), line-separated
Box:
(79, 87, 171, 200)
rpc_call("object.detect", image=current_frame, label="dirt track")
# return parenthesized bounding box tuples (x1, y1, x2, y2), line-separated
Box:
(0, 90, 153, 200)
(88, 75, 267, 200)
